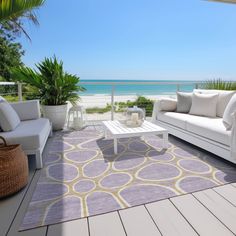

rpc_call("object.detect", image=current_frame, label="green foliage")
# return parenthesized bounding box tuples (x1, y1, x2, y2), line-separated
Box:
(0, 23, 24, 96)
(117, 96, 154, 116)
(86, 104, 112, 114)
(202, 79, 236, 90)
(1, 94, 22, 102)
(0, 24, 24, 81)
(86, 96, 154, 116)
(12, 56, 85, 105)
(0, 0, 45, 40)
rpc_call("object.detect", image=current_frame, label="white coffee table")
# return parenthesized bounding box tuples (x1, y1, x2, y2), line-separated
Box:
(102, 120, 168, 154)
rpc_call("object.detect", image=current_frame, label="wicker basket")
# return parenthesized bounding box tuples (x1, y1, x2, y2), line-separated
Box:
(0, 136, 28, 198)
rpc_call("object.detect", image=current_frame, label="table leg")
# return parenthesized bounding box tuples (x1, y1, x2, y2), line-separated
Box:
(104, 128, 108, 139)
(163, 132, 168, 149)
(114, 138, 118, 154)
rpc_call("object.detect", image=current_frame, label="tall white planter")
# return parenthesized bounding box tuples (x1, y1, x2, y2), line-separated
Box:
(42, 104, 68, 130)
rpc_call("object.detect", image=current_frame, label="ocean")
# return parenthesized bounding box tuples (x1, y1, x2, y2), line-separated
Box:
(79, 80, 200, 96)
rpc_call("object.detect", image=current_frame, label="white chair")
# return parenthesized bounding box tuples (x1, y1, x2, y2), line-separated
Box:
(0, 100, 52, 169)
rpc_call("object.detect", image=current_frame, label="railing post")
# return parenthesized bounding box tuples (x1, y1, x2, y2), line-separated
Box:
(17, 82, 23, 101)
(176, 84, 180, 91)
(111, 85, 115, 120)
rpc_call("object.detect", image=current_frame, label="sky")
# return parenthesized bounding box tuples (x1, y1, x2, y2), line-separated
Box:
(19, 0, 236, 81)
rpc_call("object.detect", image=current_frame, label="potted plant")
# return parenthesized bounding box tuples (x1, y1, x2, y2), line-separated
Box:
(12, 56, 84, 130)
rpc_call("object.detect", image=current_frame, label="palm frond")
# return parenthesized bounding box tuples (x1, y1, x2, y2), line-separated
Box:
(0, 0, 45, 21)
(11, 56, 85, 105)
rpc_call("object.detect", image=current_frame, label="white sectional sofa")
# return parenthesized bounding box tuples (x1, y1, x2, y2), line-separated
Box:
(0, 100, 52, 169)
(152, 89, 236, 164)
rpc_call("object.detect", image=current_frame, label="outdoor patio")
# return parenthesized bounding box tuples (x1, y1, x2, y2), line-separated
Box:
(1, 1, 236, 235)
(1, 122, 236, 236)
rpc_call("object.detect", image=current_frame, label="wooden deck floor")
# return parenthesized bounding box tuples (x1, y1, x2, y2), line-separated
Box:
(1, 141, 236, 236)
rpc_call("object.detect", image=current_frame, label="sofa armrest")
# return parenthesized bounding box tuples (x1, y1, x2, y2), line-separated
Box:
(152, 98, 177, 122)
(152, 100, 161, 122)
(231, 111, 236, 159)
(10, 100, 41, 121)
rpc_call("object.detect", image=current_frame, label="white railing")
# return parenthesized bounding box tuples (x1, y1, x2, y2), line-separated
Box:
(79, 81, 201, 120)
(0, 81, 201, 120)
(0, 82, 23, 101)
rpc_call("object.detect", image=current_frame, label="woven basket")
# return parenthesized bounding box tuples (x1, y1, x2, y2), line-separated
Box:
(0, 136, 28, 198)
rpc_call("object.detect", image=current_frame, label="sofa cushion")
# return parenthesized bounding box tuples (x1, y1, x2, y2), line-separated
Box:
(10, 100, 41, 121)
(223, 93, 236, 130)
(158, 98, 177, 111)
(0, 118, 50, 150)
(157, 111, 191, 129)
(189, 93, 218, 117)
(0, 102, 21, 132)
(176, 92, 192, 113)
(194, 89, 235, 117)
(186, 116, 231, 146)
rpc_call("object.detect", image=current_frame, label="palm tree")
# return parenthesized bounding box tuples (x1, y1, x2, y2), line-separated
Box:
(0, 0, 45, 39)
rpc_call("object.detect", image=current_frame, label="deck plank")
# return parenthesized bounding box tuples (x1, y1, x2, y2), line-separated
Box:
(214, 184, 236, 206)
(231, 183, 236, 188)
(7, 169, 47, 236)
(89, 212, 126, 236)
(0, 159, 37, 236)
(119, 205, 161, 236)
(193, 189, 236, 234)
(171, 194, 233, 236)
(47, 218, 89, 236)
(146, 199, 198, 236)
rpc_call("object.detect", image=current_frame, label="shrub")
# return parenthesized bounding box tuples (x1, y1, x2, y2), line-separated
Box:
(117, 96, 154, 116)
(202, 79, 236, 90)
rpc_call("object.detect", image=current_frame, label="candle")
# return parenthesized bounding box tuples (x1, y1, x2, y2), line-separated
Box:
(137, 120, 142, 126)
(126, 120, 133, 126)
(131, 113, 139, 123)
(73, 117, 82, 128)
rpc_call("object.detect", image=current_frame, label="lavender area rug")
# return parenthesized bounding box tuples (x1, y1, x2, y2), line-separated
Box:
(21, 125, 236, 230)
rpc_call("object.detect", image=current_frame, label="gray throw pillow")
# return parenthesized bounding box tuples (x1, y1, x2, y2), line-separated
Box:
(176, 92, 192, 113)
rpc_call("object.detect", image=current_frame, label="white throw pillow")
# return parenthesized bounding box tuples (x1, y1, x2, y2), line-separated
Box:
(223, 93, 236, 130)
(0, 102, 20, 132)
(189, 93, 218, 117)
(193, 89, 235, 117)
(158, 98, 177, 111)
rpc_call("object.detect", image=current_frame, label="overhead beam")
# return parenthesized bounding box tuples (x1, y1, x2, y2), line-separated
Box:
(208, 0, 236, 4)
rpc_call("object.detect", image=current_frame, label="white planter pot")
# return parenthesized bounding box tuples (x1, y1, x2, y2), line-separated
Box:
(42, 104, 68, 130)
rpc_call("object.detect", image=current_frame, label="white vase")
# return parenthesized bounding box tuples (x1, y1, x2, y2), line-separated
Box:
(41, 104, 68, 130)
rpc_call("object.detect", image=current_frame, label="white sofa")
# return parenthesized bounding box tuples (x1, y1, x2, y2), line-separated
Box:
(0, 100, 52, 169)
(152, 89, 236, 164)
